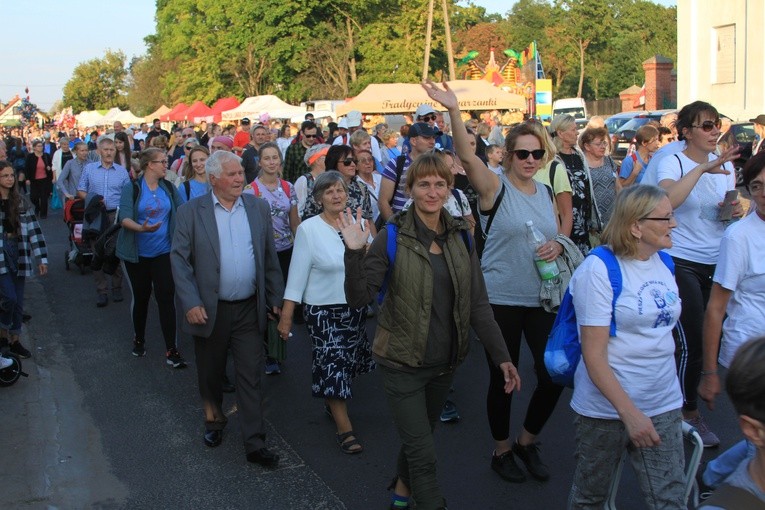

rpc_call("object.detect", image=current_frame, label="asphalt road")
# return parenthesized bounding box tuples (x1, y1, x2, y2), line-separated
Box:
(1, 207, 742, 510)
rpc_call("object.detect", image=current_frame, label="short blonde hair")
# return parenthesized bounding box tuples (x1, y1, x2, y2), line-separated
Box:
(600, 184, 668, 258)
(550, 114, 576, 153)
(349, 129, 371, 148)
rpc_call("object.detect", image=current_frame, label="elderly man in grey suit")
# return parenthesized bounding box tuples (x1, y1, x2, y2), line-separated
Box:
(171, 150, 284, 467)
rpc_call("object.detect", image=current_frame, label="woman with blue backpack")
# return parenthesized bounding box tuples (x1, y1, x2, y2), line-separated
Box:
(566, 184, 686, 509)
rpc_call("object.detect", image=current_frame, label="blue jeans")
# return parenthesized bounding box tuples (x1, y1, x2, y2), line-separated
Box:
(569, 409, 686, 510)
(703, 440, 755, 487)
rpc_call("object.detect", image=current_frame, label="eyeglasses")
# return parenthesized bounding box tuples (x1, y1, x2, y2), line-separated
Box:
(151, 159, 168, 165)
(419, 114, 437, 122)
(341, 158, 357, 165)
(304, 134, 317, 139)
(640, 214, 675, 222)
(182, 133, 194, 138)
(185, 145, 195, 150)
(748, 182, 764, 194)
(510, 149, 545, 160)
(691, 120, 722, 132)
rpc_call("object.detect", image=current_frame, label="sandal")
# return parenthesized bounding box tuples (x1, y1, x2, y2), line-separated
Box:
(336, 430, 363, 454)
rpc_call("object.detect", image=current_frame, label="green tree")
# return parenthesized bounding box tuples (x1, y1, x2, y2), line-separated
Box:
(62, 50, 129, 111)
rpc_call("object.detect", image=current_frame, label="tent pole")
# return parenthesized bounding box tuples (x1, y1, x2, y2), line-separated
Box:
(422, 0, 435, 81)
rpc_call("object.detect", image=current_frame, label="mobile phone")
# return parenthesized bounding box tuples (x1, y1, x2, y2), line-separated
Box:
(719, 189, 738, 221)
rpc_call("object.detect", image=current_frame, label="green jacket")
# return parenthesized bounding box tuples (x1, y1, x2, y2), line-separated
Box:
(344, 208, 510, 371)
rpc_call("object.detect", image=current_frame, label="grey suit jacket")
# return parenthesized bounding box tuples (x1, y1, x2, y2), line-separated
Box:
(170, 191, 285, 338)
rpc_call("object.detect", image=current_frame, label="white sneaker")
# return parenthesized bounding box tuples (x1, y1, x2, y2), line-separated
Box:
(0, 355, 13, 369)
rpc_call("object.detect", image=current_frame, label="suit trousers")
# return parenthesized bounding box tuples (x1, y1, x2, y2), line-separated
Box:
(193, 296, 267, 453)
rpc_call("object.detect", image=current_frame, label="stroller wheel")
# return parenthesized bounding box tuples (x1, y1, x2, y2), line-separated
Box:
(0, 354, 23, 387)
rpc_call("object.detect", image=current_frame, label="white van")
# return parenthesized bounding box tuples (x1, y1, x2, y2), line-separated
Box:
(552, 98, 588, 129)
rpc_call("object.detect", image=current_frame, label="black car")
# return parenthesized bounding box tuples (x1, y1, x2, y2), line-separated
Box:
(718, 122, 756, 187)
(610, 110, 676, 164)
(604, 111, 643, 135)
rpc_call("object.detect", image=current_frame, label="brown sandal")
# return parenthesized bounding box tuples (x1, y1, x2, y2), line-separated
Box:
(336, 430, 363, 454)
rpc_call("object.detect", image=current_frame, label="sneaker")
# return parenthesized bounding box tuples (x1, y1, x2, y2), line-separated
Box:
(491, 450, 526, 483)
(132, 339, 146, 357)
(512, 441, 550, 481)
(166, 348, 187, 369)
(686, 415, 720, 448)
(440, 399, 460, 423)
(696, 461, 715, 501)
(0, 355, 13, 369)
(10, 341, 31, 359)
(265, 358, 281, 375)
(112, 288, 124, 303)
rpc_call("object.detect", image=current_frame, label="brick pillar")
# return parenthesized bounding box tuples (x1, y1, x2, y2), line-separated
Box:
(670, 70, 677, 108)
(619, 85, 643, 112)
(643, 55, 674, 110)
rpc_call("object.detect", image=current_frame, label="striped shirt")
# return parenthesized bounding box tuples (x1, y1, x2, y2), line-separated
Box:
(381, 154, 412, 214)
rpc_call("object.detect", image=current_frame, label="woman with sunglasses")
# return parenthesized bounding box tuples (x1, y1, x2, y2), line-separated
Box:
(302, 145, 378, 237)
(424, 81, 565, 484)
(177, 145, 210, 203)
(654, 101, 741, 447)
(116, 148, 186, 368)
(169, 138, 198, 184)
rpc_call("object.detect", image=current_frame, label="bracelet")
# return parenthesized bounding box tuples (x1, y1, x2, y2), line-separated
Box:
(700, 370, 718, 376)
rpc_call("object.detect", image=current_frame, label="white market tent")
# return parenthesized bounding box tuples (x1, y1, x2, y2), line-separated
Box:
(335, 80, 527, 116)
(115, 110, 145, 125)
(221, 95, 304, 122)
(100, 107, 123, 125)
(76, 110, 106, 127)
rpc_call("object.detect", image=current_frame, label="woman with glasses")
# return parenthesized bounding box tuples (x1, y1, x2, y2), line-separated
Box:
(354, 149, 382, 224)
(302, 145, 377, 237)
(424, 81, 565, 484)
(579, 126, 620, 230)
(654, 101, 742, 447)
(116, 148, 186, 368)
(550, 114, 601, 255)
(177, 146, 210, 203)
(568, 185, 686, 509)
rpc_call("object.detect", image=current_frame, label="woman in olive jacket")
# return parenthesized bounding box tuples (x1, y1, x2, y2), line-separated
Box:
(336, 153, 520, 510)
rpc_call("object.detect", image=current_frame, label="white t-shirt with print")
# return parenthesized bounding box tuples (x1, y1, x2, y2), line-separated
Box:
(713, 211, 765, 367)
(656, 152, 735, 264)
(570, 253, 683, 419)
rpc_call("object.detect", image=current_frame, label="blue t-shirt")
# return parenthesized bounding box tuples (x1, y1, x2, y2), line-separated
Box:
(619, 152, 647, 183)
(136, 180, 172, 257)
(177, 179, 210, 203)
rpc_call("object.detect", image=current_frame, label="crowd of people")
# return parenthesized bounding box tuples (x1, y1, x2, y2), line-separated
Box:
(1, 89, 764, 510)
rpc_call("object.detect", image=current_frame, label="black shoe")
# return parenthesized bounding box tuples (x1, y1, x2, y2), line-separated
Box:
(512, 441, 550, 481)
(222, 375, 235, 393)
(203, 429, 222, 448)
(22, 313, 31, 323)
(491, 450, 526, 483)
(132, 339, 146, 357)
(246, 447, 279, 468)
(10, 341, 31, 359)
(96, 293, 108, 307)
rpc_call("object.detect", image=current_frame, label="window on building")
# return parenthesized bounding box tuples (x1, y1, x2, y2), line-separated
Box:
(713, 24, 736, 84)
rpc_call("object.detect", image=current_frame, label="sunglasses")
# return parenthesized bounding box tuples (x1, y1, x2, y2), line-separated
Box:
(510, 149, 545, 160)
(182, 133, 194, 138)
(341, 158, 357, 165)
(419, 114, 437, 122)
(691, 120, 722, 132)
(304, 134, 317, 139)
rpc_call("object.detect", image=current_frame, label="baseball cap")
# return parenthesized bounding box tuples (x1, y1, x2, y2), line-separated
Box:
(749, 114, 765, 125)
(337, 118, 348, 130)
(415, 104, 437, 119)
(345, 111, 362, 128)
(408, 122, 437, 138)
(241, 117, 251, 124)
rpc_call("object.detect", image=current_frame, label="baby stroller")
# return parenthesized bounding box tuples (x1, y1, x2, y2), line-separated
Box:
(63, 198, 93, 274)
(0, 353, 28, 387)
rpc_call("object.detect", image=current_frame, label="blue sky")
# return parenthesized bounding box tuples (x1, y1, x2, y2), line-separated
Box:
(1, 0, 676, 112)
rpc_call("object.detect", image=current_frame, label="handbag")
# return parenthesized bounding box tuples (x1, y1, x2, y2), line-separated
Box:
(50, 191, 63, 210)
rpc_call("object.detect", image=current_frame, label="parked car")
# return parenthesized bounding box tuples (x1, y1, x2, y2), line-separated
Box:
(611, 109, 676, 163)
(718, 121, 756, 186)
(604, 111, 643, 135)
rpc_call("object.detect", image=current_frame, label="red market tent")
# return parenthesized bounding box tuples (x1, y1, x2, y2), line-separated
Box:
(207, 96, 240, 123)
(178, 101, 213, 123)
(160, 103, 188, 122)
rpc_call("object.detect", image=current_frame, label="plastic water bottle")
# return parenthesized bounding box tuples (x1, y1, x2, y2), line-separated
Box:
(525, 221, 560, 290)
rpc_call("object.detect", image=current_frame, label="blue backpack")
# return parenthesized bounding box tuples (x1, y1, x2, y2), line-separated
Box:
(544, 246, 675, 388)
(377, 222, 472, 305)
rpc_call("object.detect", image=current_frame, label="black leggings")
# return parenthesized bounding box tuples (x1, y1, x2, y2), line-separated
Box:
(673, 257, 715, 413)
(485, 304, 563, 440)
(123, 253, 177, 351)
(30, 178, 51, 218)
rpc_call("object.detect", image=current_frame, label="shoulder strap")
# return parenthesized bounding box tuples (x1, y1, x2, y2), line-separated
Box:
(377, 223, 399, 304)
(389, 155, 407, 206)
(657, 250, 675, 275)
(132, 181, 139, 205)
(183, 180, 191, 201)
(481, 183, 506, 240)
(449, 188, 466, 214)
(544, 184, 554, 203)
(590, 246, 622, 336)
(674, 153, 684, 178)
(280, 179, 291, 196)
(699, 483, 765, 509)
(250, 180, 260, 197)
(549, 160, 557, 188)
